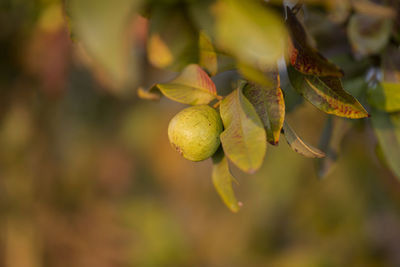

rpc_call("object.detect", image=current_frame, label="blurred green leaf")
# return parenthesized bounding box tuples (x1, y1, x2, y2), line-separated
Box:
(188, 0, 215, 37)
(287, 66, 369, 119)
(286, 6, 344, 77)
(347, 13, 392, 56)
(382, 46, 400, 83)
(220, 82, 266, 173)
(213, 0, 287, 69)
(371, 110, 400, 180)
(243, 80, 285, 145)
(352, 0, 396, 18)
(283, 121, 325, 158)
(199, 31, 218, 76)
(326, 0, 351, 23)
(212, 148, 240, 213)
(237, 62, 275, 88)
(368, 82, 400, 112)
(147, 6, 197, 70)
(368, 47, 400, 112)
(316, 116, 352, 178)
(342, 76, 368, 99)
(189, 0, 243, 74)
(155, 64, 218, 105)
(67, 0, 139, 88)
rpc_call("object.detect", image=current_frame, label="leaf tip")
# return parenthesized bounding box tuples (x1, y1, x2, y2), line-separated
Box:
(268, 140, 279, 146)
(230, 201, 242, 213)
(230, 206, 239, 213)
(137, 86, 161, 101)
(246, 168, 258, 174)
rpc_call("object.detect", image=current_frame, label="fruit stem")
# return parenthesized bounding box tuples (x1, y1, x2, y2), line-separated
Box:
(213, 100, 221, 109)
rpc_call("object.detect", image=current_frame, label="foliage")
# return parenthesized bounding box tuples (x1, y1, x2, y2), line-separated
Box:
(2, 0, 400, 265)
(66, 0, 400, 212)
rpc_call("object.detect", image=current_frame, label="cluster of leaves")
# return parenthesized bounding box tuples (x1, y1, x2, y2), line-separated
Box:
(138, 1, 371, 212)
(344, 1, 400, 182)
(67, 0, 400, 212)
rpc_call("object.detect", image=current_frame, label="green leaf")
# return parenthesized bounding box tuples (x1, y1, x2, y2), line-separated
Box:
(147, 6, 197, 70)
(316, 116, 352, 178)
(371, 110, 400, 180)
(155, 64, 218, 105)
(286, 6, 344, 77)
(189, 0, 245, 74)
(382, 46, 400, 83)
(368, 47, 400, 112)
(199, 31, 218, 76)
(352, 0, 396, 18)
(287, 66, 369, 119)
(283, 121, 325, 158)
(238, 63, 284, 144)
(347, 13, 392, 56)
(279, 58, 304, 112)
(237, 62, 276, 88)
(188, 0, 215, 37)
(212, 148, 240, 213)
(67, 0, 140, 88)
(220, 82, 267, 173)
(243, 80, 285, 145)
(368, 82, 400, 112)
(213, 0, 288, 69)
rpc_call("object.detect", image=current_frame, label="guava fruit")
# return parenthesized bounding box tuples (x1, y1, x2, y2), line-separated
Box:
(168, 105, 223, 161)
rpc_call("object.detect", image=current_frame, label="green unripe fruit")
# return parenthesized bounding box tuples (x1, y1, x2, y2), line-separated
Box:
(168, 105, 223, 161)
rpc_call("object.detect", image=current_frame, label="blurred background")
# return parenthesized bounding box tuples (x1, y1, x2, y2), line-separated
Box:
(1, 0, 400, 266)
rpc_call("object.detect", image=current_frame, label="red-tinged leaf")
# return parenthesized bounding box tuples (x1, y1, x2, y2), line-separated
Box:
(286, 7, 344, 77)
(212, 148, 240, 212)
(287, 66, 369, 119)
(283, 121, 325, 158)
(243, 79, 285, 145)
(371, 110, 400, 180)
(220, 82, 267, 173)
(155, 64, 218, 105)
